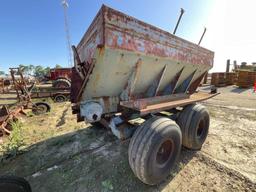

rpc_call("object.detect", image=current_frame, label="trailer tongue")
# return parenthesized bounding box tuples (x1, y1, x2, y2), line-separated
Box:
(71, 5, 217, 185)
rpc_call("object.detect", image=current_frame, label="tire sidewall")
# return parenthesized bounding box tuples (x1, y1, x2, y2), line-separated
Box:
(54, 95, 66, 102)
(190, 110, 209, 149)
(145, 123, 182, 184)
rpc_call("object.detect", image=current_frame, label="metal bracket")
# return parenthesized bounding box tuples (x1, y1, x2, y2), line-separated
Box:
(163, 67, 184, 95)
(174, 69, 197, 93)
(188, 71, 207, 94)
(71, 45, 85, 79)
(76, 59, 96, 102)
(146, 65, 167, 97)
(120, 59, 142, 101)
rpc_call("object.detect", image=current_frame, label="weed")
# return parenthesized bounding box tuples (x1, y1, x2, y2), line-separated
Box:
(0, 120, 24, 161)
(102, 179, 114, 191)
(26, 111, 34, 117)
(179, 162, 185, 170)
(170, 171, 178, 178)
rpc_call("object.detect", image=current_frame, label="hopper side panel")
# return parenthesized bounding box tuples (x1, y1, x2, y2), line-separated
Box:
(77, 7, 104, 63)
(103, 6, 214, 67)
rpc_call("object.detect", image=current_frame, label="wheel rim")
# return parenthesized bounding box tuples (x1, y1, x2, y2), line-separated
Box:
(55, 95, 65, 102)
(57, 83, 67, 88)
(55, 82, 69, 88)
(156, 139, 174, 167)
(34, 105, 47, 114)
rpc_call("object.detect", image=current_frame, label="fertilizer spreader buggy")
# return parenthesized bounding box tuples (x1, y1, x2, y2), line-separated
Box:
(70, 5, 217, 185)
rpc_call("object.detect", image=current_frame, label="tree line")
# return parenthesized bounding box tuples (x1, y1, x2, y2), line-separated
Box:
(0, 64, 62, 78)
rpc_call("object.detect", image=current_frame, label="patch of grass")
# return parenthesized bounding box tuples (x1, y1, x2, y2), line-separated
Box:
(179, 162, 185, 170)
(0, 120, 24, 161)
(49, 134, 76, 147)
(102, 179, 114, 191)
(26, 111, 35, 117)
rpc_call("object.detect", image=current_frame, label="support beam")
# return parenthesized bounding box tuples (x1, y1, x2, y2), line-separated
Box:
(146, 65, 167, 97)
(174, 70, 197, 93)
(120, 59, 142, 101)
(163, 67, 184, 95)
(188, 71, 207, 94)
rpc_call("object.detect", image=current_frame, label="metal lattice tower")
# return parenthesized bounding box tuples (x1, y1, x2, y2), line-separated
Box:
(62, 0, 73, 67)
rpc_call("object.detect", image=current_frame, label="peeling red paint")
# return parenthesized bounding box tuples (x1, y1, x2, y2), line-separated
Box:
(76, 5, 214, 67)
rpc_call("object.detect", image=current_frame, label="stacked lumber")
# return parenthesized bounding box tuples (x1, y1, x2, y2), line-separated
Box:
(211, 73, 226, 87)
(226, 72, 237, 85)
(236, 71, 256, 88)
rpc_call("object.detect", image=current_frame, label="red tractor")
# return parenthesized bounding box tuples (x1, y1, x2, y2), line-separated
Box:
(48, 68, 72, 88)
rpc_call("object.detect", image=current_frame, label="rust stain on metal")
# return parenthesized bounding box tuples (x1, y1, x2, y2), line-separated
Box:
(0, 105, 25, 137)
(75, 5, 213, 67)
(188, 71, 207, 94)
(146, 65, 167, 97)
(137, 92, 219, 115)
(102, 96, 111, 111)
(120, 58, 142, 101)
(120, 93, 189, 110)
(93, 74, 101, 88)
(71, 67, 83, 103)
(71, 5, 215, 122)
(97, 45, 105, 57)
(102, 5, 213, 66)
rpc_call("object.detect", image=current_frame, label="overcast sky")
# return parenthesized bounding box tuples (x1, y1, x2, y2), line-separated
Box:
(0, 0, 255, 73)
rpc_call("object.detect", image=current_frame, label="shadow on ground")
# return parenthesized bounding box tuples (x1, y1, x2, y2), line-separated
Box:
(0, 125, 196, 192)
(230, 87, 250, 93)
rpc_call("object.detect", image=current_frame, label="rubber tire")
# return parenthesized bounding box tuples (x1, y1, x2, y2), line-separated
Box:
(53, 78, 71, 88)
(128, 117, 182, 185)
(54, 94, 67, 103)
(0, 175, 32, 192)
(32, 102, 51, 115)
(177, 103, 209, 150)
(90, 122, 102, 127)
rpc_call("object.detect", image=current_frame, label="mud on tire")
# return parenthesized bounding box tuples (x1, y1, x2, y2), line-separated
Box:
(128, 117, 182, 185)
(177, 103, 209, 150)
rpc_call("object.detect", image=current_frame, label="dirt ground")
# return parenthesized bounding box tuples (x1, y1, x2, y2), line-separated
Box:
(0, 85, 256, 192)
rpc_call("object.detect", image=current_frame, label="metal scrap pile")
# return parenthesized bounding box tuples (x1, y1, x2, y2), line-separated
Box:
(0, 105, 24, 137)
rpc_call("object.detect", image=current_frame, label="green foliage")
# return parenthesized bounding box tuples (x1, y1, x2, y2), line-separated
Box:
(17, 64, 61, 78)
(55, 64, 62, 68)
(102, 179, 114, 191)
(45, 67, 51, 75)
(34, 65, 46, 78)
(0, 71, 5, 75)
(1, 121, 24, 160)
(19, 64, 34, 76)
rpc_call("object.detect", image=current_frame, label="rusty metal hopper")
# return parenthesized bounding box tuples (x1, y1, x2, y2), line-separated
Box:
(70, 5, 217, 185)
(71, 5, 214, 122)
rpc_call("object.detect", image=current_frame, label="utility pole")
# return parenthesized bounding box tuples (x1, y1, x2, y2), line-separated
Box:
(62, 0, 73, 67)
